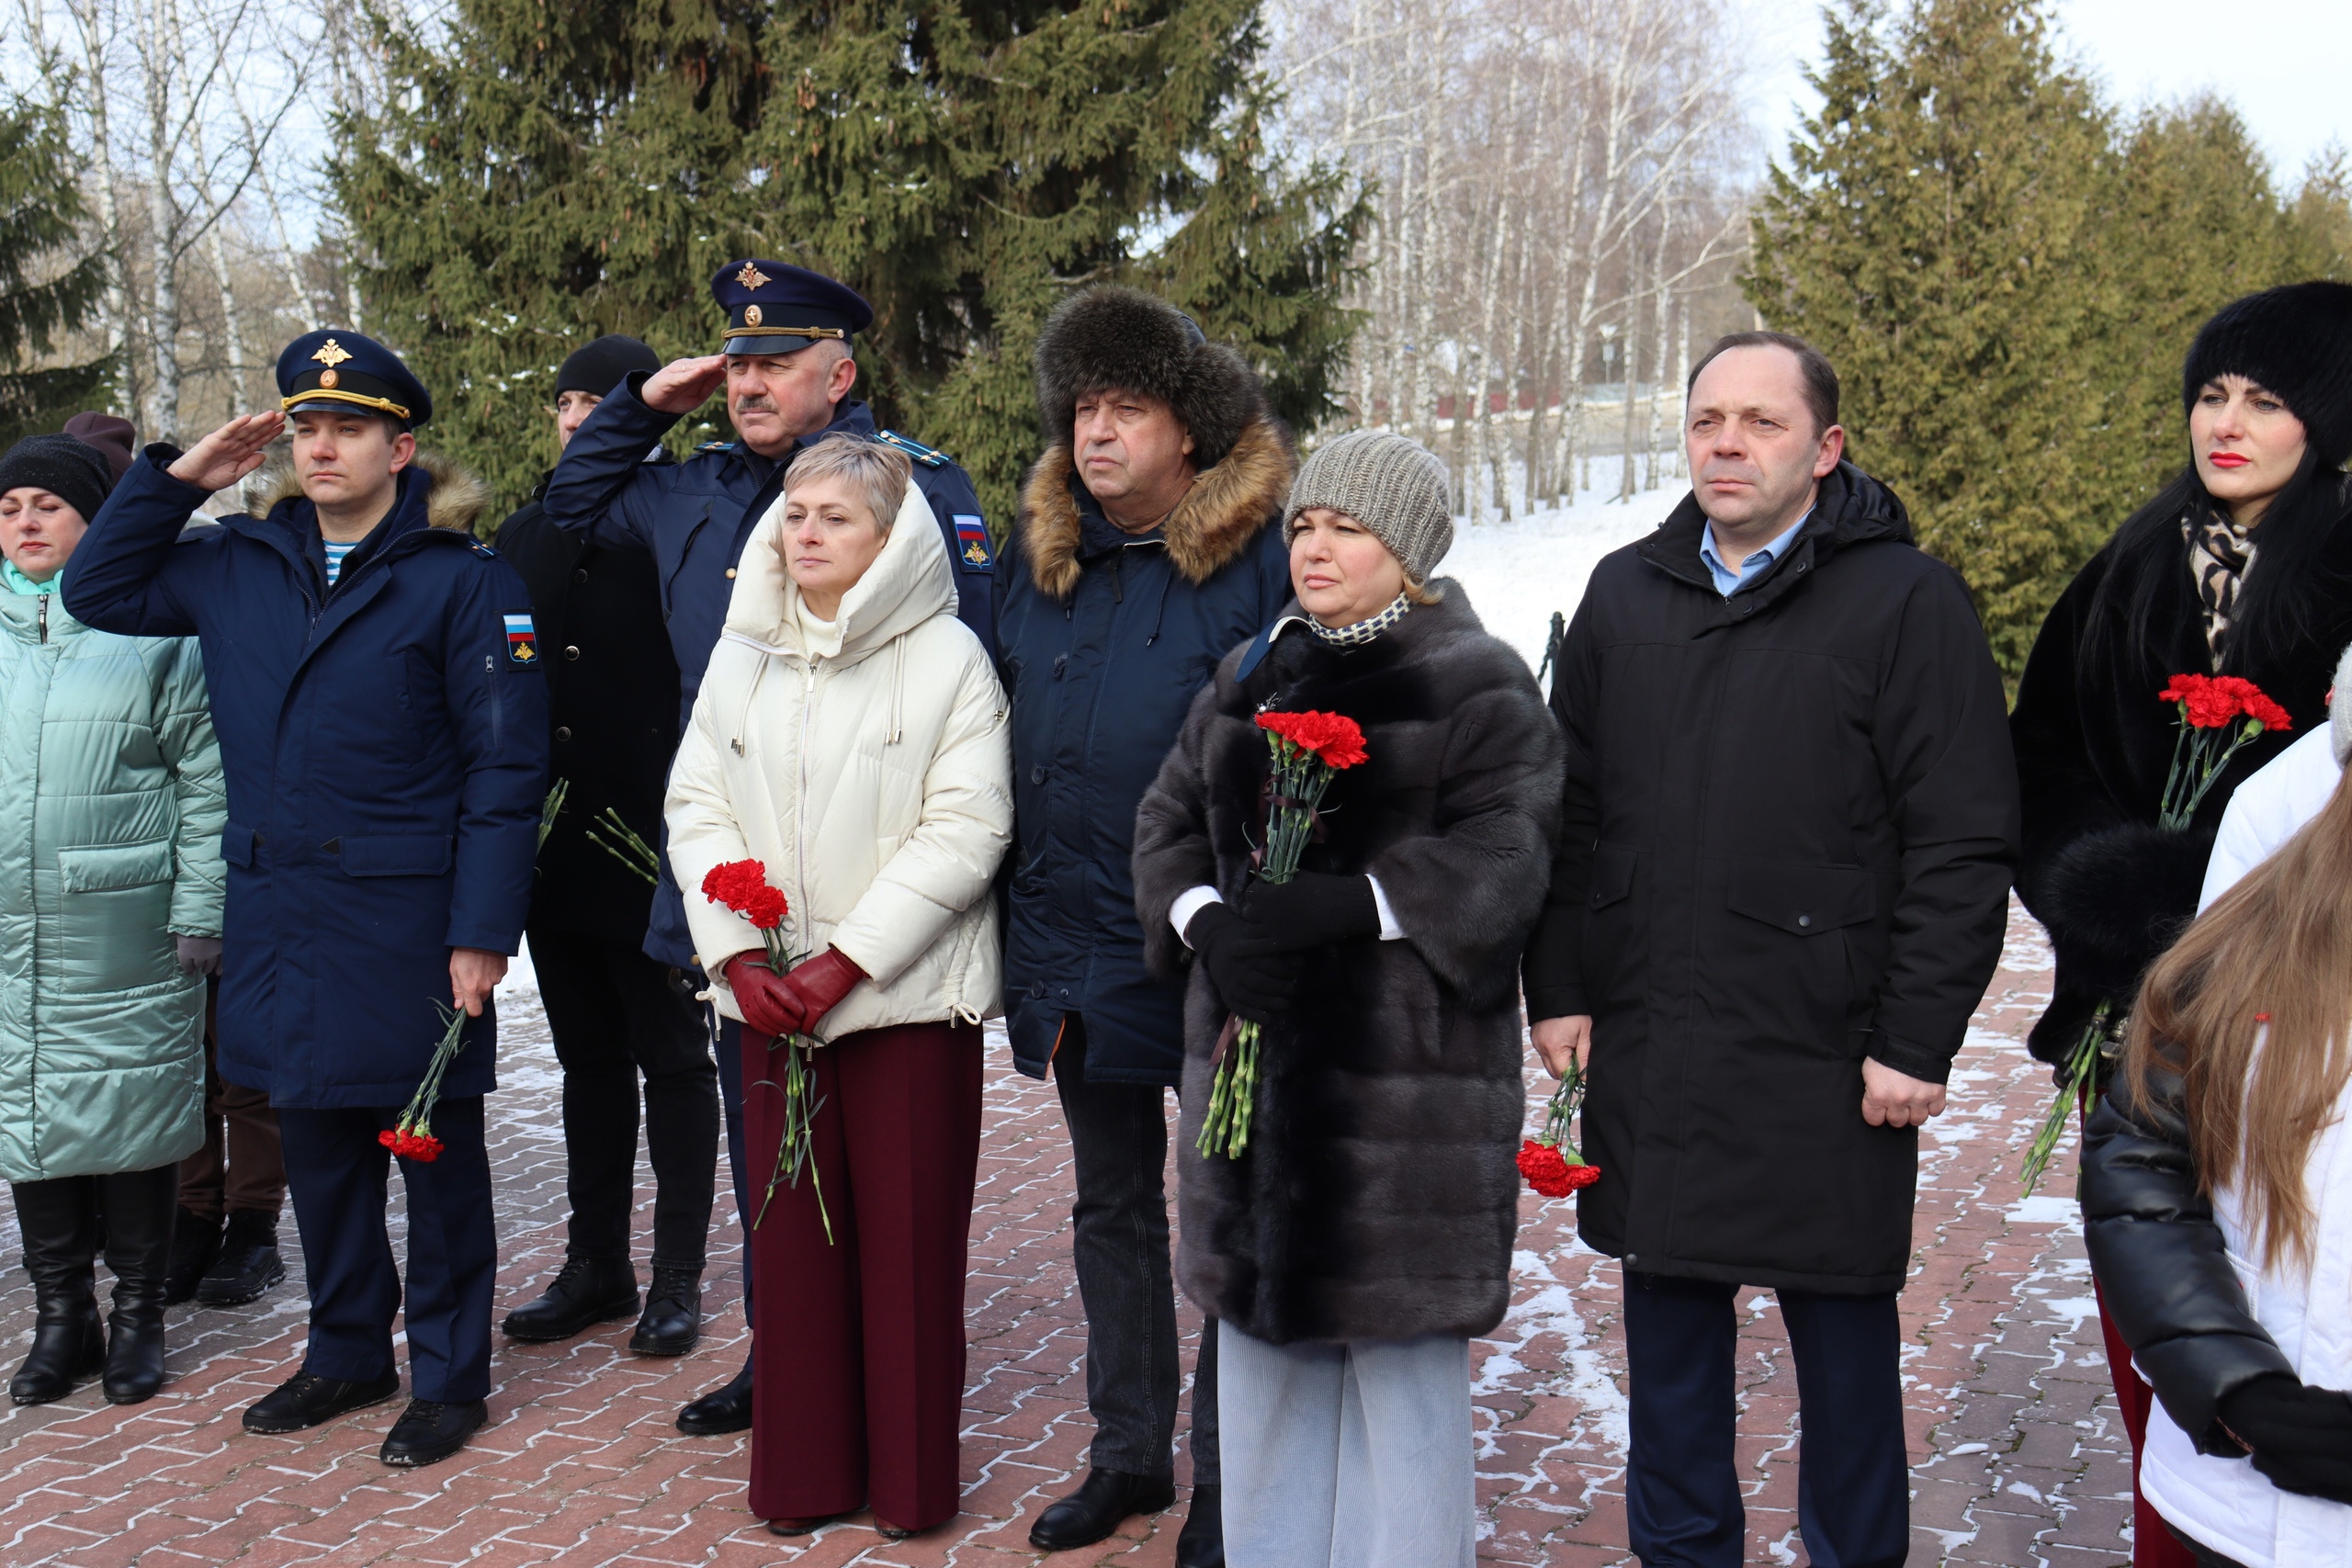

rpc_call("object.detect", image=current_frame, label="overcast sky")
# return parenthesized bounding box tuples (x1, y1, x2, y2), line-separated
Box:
(1743, 0, 2351, 183)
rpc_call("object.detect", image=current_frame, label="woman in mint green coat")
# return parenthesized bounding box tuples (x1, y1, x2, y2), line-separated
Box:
(0, 434, 224, 1407)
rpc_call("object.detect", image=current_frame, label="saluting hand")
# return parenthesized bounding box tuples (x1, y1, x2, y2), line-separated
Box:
(640, 355, 729, 415)
(167, 412, 285, 493)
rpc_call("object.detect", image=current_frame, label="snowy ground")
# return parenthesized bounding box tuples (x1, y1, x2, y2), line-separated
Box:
(1441, 482, 1679, 672)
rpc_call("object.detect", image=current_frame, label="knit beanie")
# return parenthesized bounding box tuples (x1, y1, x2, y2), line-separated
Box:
(2183, 282, 2352, 469)
(60, 412, 137, 481)
(0, 434, 115, 525)
(557, 333, 664, 399)
(1283, 429, 1453, 583)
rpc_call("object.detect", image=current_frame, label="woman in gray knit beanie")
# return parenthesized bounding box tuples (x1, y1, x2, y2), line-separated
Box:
(1281, 429, 1454, 639)
(1136, 425, 1564, 1568)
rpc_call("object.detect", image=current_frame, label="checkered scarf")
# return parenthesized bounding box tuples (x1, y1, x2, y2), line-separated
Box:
(1304, 592, 1412, 649)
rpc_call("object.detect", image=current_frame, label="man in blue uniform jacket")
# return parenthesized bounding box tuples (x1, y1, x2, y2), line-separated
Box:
(62, 332, 548, 1469)
(543, 258, 991, 1437)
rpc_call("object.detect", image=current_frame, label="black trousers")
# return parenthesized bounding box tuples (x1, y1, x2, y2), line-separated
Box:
(530, 929, 718, 1269)
(1053, 1021, 1219, 1484)
(277, 1097, 496, 1403)
(1623, 1270, 1907, 1568)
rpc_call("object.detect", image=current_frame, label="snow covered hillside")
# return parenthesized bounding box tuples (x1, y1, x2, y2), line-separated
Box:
(1442, 484, 1679, 672)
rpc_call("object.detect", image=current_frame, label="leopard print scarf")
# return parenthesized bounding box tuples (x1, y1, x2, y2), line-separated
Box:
(2184, 508, 2257, 666)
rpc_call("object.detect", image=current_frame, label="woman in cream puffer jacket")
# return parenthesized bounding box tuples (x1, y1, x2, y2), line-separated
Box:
(664, 433, 1010, 1538)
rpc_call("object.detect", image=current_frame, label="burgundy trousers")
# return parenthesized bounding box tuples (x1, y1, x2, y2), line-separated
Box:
(2096, 1281, 2199, 1568)
(743, 1019, 983, 1530)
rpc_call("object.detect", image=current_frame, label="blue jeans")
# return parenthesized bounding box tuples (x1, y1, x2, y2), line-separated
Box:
(1623, 1270, 1907, 1568)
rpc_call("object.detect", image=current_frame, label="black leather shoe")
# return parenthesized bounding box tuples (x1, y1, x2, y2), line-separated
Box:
(1028, 1467, 1178, 1551)
(164, 1207, 223, 1305)
(380, 1397, 489, 1467)
(675, 1358, 752, 1436)
(501, 1254, 639, 1343)
(243, 1371, 403, 1433)
(1176, 1483, 1224, 1567)
(9, 1301, 102, 1405)
(628, 1266, 702, 1356)
(198, 1209, 286, 1306)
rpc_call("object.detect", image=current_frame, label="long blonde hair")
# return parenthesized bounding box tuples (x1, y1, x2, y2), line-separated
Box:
(2125, 764, 2352, 1269)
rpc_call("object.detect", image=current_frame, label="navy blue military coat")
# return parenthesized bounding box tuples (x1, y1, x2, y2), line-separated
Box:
(542, 376, 992, 966)
(996, 422, 1294, 1087)
(62, 453, 549, 1108)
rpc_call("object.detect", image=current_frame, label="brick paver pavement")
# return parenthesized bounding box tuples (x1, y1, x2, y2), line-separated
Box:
(0, 902, 2136, 1565)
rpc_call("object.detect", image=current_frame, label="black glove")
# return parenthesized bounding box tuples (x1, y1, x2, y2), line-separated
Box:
(1239, 871, 1383, 953)
(2218, 1374, 2352, 1504)
(1185, 901, 1302, 1023)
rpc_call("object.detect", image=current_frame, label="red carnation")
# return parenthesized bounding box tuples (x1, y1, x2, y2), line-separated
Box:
(1257, 709, 1370, 770)
(741, 886, 789, 931)
(1517, 1140, 1577, 1199)
(1561, 1162, 1600, 1191)
(2159, 673, 2243, 730)
(702, 859, 772, 912)
(403, 1133, 444, 1163)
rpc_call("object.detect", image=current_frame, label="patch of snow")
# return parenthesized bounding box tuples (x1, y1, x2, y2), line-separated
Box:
(1442, 484, 1679, 673)
(2007, 1194, 2083, 1227)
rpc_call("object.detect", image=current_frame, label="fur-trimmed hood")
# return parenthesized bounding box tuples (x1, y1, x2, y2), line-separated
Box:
(1016, 415, 1295, 602)
(248, 450, 490, 536)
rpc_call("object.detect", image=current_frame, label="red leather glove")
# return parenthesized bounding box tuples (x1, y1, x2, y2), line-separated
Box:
(723, 953, 800, 1040)
(776, 946, 867, 1035)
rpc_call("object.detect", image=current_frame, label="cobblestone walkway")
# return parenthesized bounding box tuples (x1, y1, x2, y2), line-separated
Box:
(0, 903, 2133, 1565)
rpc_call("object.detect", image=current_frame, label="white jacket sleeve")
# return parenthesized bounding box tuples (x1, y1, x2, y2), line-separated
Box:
(664, 676, 763, 978)
(826, 642, 1012, 986)
(2199, 724, 2344, 912)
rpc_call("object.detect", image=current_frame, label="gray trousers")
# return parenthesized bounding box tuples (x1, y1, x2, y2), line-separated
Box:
(1217, 1322, 1476, 1568)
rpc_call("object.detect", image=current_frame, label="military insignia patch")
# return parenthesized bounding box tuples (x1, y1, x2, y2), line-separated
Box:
(953, 515, 993, 569)
(311, 338, 353, 367)
(504, 613, 539, 664)
(318, 368, 339, 388)
(735, 262, 771, 290)
(744, 304, 763, 327)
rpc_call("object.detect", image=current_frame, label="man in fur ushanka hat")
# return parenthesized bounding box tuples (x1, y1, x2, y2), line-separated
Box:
(995, 287, 1296, 1564)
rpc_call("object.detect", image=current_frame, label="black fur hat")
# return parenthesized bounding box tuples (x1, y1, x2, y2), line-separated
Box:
(1034, 286, 1269, 468)
(2183, 280, 2352, 468)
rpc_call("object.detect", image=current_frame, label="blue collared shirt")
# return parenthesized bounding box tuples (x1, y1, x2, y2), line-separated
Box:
(1700, 511, 1811, 597)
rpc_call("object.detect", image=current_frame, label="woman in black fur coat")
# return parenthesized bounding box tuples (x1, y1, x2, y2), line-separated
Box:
(2011, 279, 2352, 1568)
(1133, 431, 1561, 1568)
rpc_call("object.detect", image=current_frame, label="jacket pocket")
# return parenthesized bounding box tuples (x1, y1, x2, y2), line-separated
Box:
(56, 840, 175, 893)
(1588, 844, 1637, 910)
(220, 823, 255, 869)
(339, 834, 455, 877)
(1725, 861, 1875, 936)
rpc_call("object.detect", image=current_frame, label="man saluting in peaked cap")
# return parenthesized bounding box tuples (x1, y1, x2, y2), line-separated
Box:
(63, 329, 548, 1469)
(541, 259, 993, 1437)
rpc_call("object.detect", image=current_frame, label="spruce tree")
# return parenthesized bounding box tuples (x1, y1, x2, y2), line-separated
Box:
(339, 0, 1365, 521)
(0, 85, 110, 445)
(1746, 0, 2120, 676)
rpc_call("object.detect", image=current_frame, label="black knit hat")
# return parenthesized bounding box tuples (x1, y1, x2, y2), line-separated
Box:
(60, 412, 137, 480)
(557, 333, 663, 398)
(1033, 286, 1270, 468)
(0, 434, 115, 524)
(2183, 281, 2352, 468)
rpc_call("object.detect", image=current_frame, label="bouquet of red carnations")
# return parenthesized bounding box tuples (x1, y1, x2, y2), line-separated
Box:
(2019, 671, 2292, 1191)
(702, 859, 831, 1241)
(380, 1003, 469, 1163)
(1196, 709, 1369, 1160)
(1519, 1056, 1601, 1198)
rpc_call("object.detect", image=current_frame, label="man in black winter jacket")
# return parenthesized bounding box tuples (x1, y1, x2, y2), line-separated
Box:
(1522, 333, 2018, 1568)
(492, 335, 719, 1362)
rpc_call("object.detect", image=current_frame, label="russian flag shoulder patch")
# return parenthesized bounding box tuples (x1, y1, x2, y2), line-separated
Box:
(952, 514, 993, 570)
(503, 612, 539, 665)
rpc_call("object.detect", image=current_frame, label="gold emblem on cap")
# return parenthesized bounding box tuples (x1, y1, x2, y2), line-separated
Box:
(743, 304, 763, 327)
(311, 338, 353, 368)
(318, 368, 339, 388)
(735, 262, 771, 290)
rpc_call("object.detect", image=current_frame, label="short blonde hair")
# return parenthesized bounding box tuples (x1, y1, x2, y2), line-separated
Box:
(784, 433, 911, 534)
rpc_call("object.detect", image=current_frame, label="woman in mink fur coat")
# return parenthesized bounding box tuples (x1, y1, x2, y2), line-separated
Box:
(2012, 279, 2352, 1568)
(1133, 431, 1562, 1568)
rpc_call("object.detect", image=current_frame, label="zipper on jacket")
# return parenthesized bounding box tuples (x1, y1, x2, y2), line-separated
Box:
(36, 595, 48, 644)
(485, 655, 503, 747)
(797, 661, 816, 943)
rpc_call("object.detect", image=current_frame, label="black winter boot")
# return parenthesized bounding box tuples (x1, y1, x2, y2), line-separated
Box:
(7, 1179, 104, 1405)
(628, 1265, 703, 1356)
(501, 1254, 639, 1343)
(197, 1209, 286, 1306)
(99, 1166, 176, 1404)
(164, 1206, 223, 1305)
